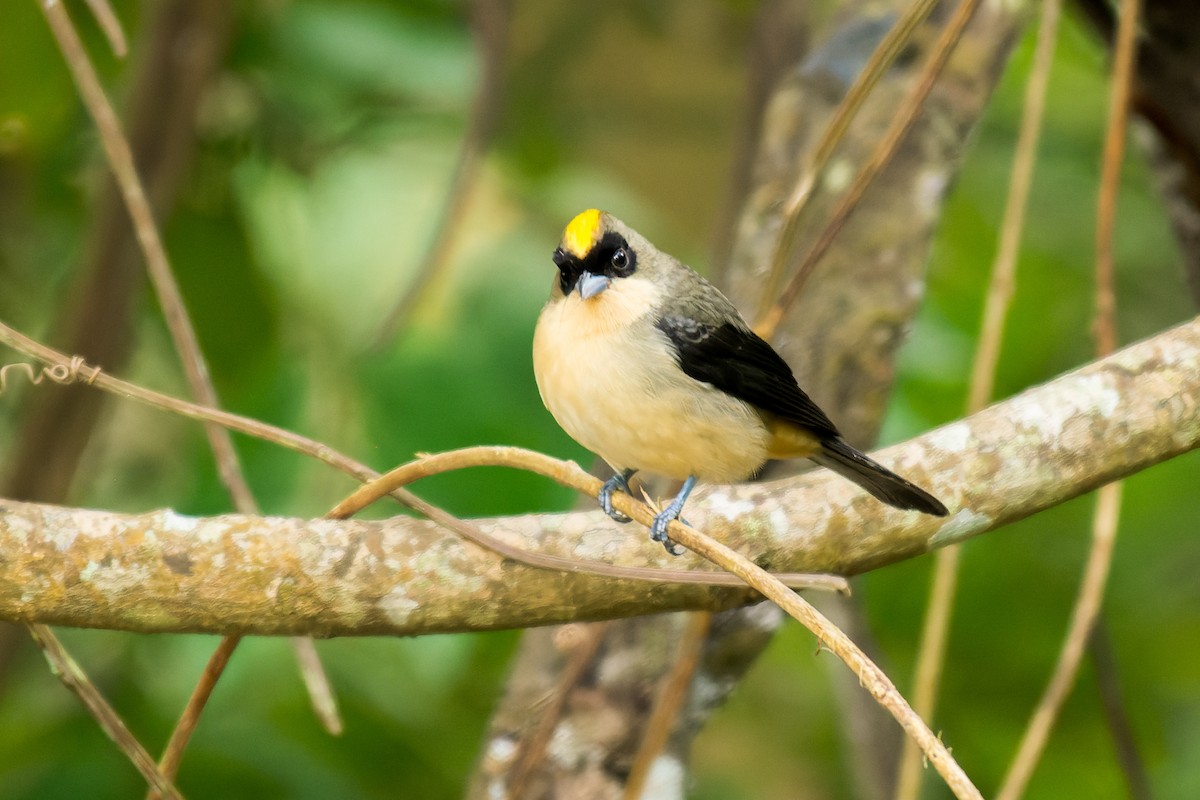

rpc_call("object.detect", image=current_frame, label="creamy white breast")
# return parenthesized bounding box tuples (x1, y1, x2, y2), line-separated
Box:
(532, 277, 770, 482)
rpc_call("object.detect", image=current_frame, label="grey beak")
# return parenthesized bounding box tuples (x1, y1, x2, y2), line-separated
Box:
(577, 271, 610, 300)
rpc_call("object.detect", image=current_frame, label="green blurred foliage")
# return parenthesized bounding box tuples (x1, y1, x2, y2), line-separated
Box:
(0, 1, 1197, 798)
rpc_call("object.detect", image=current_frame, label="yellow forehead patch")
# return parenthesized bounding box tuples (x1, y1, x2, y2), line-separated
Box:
(561, 209, 604, 258)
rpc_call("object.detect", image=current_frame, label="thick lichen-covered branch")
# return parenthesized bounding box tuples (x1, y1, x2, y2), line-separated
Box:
(1, 317, 1197, 637)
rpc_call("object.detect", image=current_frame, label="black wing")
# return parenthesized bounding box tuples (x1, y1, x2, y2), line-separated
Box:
(656, 316, 840, 438)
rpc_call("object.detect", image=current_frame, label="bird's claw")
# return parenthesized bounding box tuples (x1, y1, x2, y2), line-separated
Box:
(650, 509, 685, 556)
(648, 475, 696, 556)
(598, 471, 634, 524)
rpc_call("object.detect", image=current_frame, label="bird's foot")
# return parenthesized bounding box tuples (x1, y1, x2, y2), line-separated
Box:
(649, 475, 697, 556)
(598, 469, 636, 524)
(650, 509, 685, 556)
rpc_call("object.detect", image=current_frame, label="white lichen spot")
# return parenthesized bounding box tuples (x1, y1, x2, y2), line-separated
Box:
(1009, 398, 1068, 439)
(49, 524, 78, 553)
(547, 721, 580, 767)
(636, 755, 684, 800)
(1077, 372, 1120, 417)
(195, 518, 231, 544)
(411, 547, 486, 594)
(378, 585, 420, 625)
(768, 506, 789, 538)
(929, 508, 993, 548)
(929, 421, 972, 453)
(5, 514, 33, 545)
(160, 509, 199, 534)
(596, 648, 645, 690)
(740, 602, 784, 633)
(690, 672, 737, 711)
(486, 735, 517, 766)
(78, 559, 153, 594)
(703, 492, 756, 521)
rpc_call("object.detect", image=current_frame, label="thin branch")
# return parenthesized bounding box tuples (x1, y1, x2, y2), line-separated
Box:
(1092, 0, 1138, 361)
(292, 638, 343, 736)
(40, 0, 277, 783)
(655, 518, 982, 798)
(82, 0, 127, 57)
(29, 624, 181, 799)
(896, 1, 1063, 796)
(755, 0, 939, 318)
(1088, 623, 1153, 800)
(151, 634, 241, 798)
(330, 448, 846, 592)
(41, 0, 278, 761)
(0, 319, 845, 593)
(39, 0, 255, 513)
(893, 544, 962, 800)
(6, 0, 231, 507)
(965, 1, 1062, 416)
(623, 612, 713, 800)
(996, 483, 1123, 800)
(998, 0, 1140, 794)
(474, 459, 985, 798)
(755, 0, 982, 338)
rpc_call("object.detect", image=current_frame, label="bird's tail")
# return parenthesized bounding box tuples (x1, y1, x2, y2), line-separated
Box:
(813, 437, 948, 516)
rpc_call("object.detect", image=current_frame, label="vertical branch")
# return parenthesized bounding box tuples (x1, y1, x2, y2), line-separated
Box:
(995, 484, 1124, 800)
(1092, 2, 1137, 359)
(292, 638, 344, 736)
(149, 634, 241, 798)
(895, 2, 1062, 797)
(1, 0, 231, 700)
(996, 0, 1140, 796)
(39, 0, 254, 511)
(38, 0, 340, 781)
(1088, 624, 1153, 800)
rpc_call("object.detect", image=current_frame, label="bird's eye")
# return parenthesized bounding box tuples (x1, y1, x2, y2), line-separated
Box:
(611, 248, 628, 271)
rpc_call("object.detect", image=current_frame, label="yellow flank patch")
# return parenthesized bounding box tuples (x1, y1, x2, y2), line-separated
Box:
(561, 208, 604, 258)
(766, 418, 822, 460)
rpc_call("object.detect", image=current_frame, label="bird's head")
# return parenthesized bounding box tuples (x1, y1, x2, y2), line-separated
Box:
(551, 209, 642, 301)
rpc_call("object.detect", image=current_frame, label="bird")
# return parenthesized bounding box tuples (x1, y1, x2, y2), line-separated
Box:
(532, 209, 948, 553)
